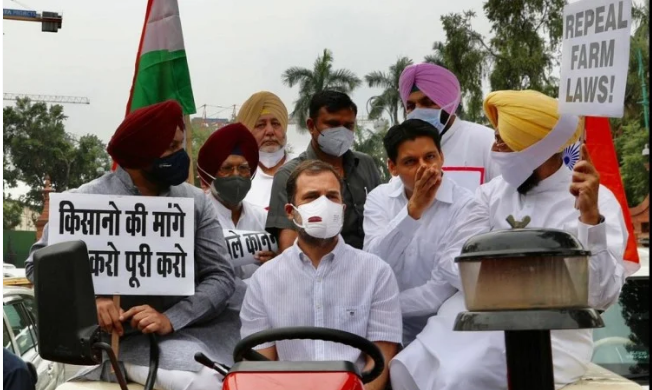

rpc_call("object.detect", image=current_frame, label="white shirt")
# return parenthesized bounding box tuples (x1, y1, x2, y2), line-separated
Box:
(209, 193, 268, 231)
(392, 166, 628, 390)
(389, 119, 497, 192)
(208, 193, 268, 309)
(240, 237, 403, 369)
(400, 165, 627, 316)
(363, 175, 474, 344)
(244, 152, 296, 209)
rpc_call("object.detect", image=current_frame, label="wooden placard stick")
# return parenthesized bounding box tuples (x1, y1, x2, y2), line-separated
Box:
(110, 295, 120, 373)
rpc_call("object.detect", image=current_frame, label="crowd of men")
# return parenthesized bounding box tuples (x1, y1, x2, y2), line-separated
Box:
(24, 62, 629, 390)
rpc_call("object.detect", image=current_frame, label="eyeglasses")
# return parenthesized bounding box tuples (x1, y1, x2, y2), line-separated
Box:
(218, 164, 251, 176)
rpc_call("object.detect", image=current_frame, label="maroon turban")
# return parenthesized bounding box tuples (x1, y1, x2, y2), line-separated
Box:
(107, 100, 185, 169)
(197, 122, 259, 186)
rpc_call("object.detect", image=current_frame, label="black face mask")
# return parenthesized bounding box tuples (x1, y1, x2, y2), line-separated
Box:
(211, 176, 251, 206)
(145, 149, 190, 188)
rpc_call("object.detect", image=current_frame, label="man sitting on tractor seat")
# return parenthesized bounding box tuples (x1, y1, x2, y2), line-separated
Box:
(240, 160, 402, 390)
(25, 101, 238, 390)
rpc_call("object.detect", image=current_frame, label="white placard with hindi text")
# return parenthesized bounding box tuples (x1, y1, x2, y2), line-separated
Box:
(223, 229, 278, 268)
(558, 0, 632, 118)
(48, 193, 195, 296)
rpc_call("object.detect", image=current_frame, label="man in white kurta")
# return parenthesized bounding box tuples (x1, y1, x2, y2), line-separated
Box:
(363, 119, 473, 345)
(396, 63, 497, 192)
(391, 90, 628, 390)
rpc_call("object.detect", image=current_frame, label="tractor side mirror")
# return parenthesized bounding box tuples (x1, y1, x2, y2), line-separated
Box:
(33, 240, 102, 365)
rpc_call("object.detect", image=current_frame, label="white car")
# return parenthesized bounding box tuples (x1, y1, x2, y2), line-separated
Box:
(4, 286, 66, 390)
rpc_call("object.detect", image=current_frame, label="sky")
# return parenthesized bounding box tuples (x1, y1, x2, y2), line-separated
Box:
(1, 0, 614, 197)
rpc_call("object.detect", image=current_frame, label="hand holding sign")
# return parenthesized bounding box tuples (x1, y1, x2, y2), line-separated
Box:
(254, 250, 277, 264)
(96, 297, 124, 336)
(570, 144, 601, 225)
(120, 305, 173, 335)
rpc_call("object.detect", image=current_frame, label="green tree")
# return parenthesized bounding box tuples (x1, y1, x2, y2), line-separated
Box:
(615, 113, 650, 208)
(425, 11, 488, 123)
(483, 0, 565, 94)
(614, 0, 650, 130)
(426, 0, 564, 121)
(353, 126, 390, 183)
(3, 195, 23, 230)
(611, 0, 649, 207)
(282, 49, 361, 131)
(365, 57, 413, 126)
(3, 98, 110, 212)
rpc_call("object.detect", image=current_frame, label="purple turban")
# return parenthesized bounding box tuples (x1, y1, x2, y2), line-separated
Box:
(399, 63, 461, 115)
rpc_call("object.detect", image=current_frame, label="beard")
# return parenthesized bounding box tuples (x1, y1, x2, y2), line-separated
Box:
(517, 172, 541, 195)
(297, 228, 337, 248)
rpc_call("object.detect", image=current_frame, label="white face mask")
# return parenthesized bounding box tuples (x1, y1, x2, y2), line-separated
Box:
(406, 108, 447, 133)
(490, 114, 581, 188)
(490, 151, 535, 188)
(259, 147, 286, 168)
(405, 98, 457, 133)
(292, 195, 344, 239)
(317, 126, 355, 157)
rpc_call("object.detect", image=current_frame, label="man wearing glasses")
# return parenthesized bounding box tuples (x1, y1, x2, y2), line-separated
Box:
(197, 122, 274, 265)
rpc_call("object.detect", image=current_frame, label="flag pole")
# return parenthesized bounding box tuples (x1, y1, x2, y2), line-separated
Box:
(185, 115, 194, 184)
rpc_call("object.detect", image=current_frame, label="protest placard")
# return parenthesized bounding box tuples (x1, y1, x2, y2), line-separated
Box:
(441, 167, 485, 193)
(48, 193, 195, 296)
(558, 0, 632, 118)
(223, 229, 278, 268)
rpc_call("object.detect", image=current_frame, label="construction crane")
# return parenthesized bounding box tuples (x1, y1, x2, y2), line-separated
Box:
(3, 8, 62, 32)
(3, 93, 90, 105)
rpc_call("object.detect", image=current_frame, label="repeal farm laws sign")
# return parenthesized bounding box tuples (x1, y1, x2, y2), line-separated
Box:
(48, 193, 195, 296)
(558, 0, 632, 118)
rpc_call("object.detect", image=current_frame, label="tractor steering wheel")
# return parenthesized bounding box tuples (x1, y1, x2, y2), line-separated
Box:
(232, 326, 385, 384)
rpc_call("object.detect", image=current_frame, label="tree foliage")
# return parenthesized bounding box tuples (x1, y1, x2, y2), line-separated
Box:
(3, 195, 24, 230)
(426, 0, 564, 121)
(3, 98, 111, 212)
(365, 57, 413, 126)
(425, 11, 488, 123)
(483, 0, 565, 94)
(352, 126, 390, 183)
(615, 122, 649, 207)
(282, 49, 361, 131)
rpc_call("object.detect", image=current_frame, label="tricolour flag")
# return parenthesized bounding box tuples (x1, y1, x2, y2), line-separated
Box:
(126, 0, 196, 115)
(112, 0, 196, 172)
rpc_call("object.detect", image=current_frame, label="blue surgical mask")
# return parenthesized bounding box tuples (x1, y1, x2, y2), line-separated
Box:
(406, 108, 448, 133)
(145, 149, 190, 188)
(317, 126, 355, 157)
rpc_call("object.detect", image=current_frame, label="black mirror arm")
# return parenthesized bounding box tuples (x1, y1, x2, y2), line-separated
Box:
(92, 342, 129, 390)
(144, 334, 159, 390)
